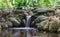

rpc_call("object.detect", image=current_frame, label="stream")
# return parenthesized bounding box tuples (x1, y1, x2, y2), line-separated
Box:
(0, 29, 60, 37)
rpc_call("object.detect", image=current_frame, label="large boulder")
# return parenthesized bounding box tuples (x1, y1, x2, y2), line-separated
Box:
(49, 20, 60, 32)
(6, 21, 12, 28)
(37, 20, 49, 30)
(37, 16, 60, 32)
(9, 17, 21, 27)
(47, 16, 60, 32)
(0, 22, 8, 28)
(32, 8, 55, 16)
(55, 10, 60, 17)
(35, 15, 48, 30)
(57, 28, 60, 32)
(30, 15, 48, 28)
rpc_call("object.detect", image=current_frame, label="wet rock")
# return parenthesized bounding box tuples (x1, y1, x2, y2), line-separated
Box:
(13, 10, 24, 14)
(26, 9, 34, 15)
(30, 15, 48, 28)
(37, 20, 49, 30)
(18, 14, 26, 20)
(57, 28, 60, 32)
(6, 21, 12, 27)
(2, 24, 8, 28)
(20, 20, 25, 27)
(32, 8, 55, 16)
(13, 9, 28, 15)
(9, 17, 20, 27)
(0, 22, 8, 28)
(0, 18, 5, 22)
(33, 8, 55, 13)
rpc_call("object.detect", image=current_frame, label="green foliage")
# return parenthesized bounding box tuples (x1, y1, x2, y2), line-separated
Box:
(0, 0, 60, 10)
(0, 0, 7, 10)
(13, 0, 38, 9)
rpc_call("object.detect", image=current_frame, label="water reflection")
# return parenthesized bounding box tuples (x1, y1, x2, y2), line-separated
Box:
(0, 29, 60, 37)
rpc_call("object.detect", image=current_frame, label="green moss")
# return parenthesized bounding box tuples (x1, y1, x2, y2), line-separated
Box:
(49, 21, 60, 32)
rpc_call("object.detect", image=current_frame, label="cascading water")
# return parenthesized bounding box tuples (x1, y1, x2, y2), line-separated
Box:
(9, 15, 36, 37)
(9, 15, 36, 30)
(26, 16, 31, 27)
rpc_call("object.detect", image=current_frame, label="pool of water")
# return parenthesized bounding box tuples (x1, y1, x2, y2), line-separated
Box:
(0, 29, 60, 37)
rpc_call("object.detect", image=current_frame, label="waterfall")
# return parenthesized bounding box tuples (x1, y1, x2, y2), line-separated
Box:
(9, 15, 36, 30)
(9, 15, 36, 37)
(26, 16, 31, 27)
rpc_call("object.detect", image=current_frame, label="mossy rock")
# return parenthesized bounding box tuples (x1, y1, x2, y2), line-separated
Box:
(57, 28, 60, 33)
(37, 20, 49, 30)
(49, 20, 60, 32)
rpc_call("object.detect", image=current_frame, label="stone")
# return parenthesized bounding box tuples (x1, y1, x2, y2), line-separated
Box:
(37, 20, 49, 30)
(55, 10, 60, 17)
(9, 17, 20, 27)
(57, 28, 60, 32)
(1, 22, 8, 28)
(49, 20, 60, 32)
(6, 21, 12, 27)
